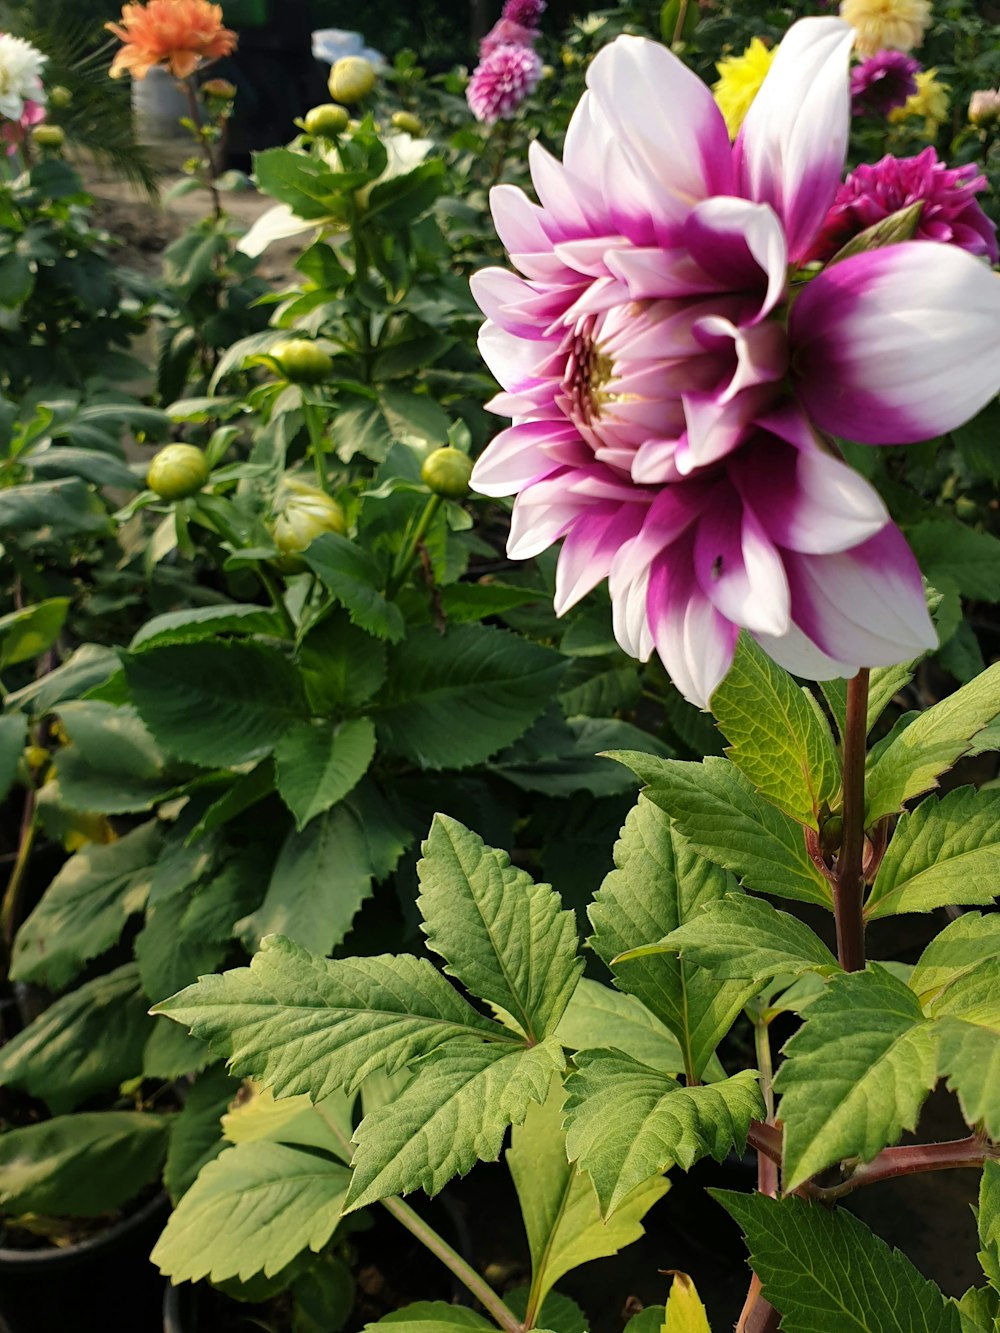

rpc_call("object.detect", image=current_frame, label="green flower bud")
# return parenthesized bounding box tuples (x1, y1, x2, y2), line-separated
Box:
(201, 78, 237, 103)
(147, 444, 210, 500)
(31, 124, 65, 150)
(271, 479, 347, 569)
(819, 814, 844, 857)
(271, 338, 334, 384)
(391, 110, 423, 135)
(304, 102, 351, 137)
(49, 85, 72, 109)
(421, 447, 474, 499)
(328, 56, 376, 105)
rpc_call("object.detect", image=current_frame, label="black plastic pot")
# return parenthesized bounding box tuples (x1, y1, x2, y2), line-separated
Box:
(0, 1191, 169, 1333)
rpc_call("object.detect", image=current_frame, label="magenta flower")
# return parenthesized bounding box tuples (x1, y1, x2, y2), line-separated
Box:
(501, 0, 545, 25)
(470, 18, 1000, 706)
(808, 147, 999, 264)
(480, 18, 538, 58)
(3, 97, 44, 156)
(467, 43, 542, 123)
(850, 50, 919, 116)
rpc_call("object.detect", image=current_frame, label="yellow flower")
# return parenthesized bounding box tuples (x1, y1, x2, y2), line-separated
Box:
(889, 67, 950, 136)
(712, 38, 776, 140)
(838, 0, 931, 59)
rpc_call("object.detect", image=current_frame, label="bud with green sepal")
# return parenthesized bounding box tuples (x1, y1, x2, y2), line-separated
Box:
(147, 444, 210, 500)
(304, 103, 350, 137)
(421, 447, 473, 500)
(270, 478, 347, 572)
(328, 56, 376, 105)
(271, 339, 334, 385)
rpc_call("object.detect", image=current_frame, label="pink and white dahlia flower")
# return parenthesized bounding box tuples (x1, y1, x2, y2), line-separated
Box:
(467, 43, 542, 123)
(469, 18, 1000, 706)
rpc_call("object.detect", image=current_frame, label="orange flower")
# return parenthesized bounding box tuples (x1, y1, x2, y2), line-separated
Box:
(106, 0, 237, 81)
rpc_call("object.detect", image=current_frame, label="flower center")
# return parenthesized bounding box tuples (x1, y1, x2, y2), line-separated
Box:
(562, 316, 626, 432)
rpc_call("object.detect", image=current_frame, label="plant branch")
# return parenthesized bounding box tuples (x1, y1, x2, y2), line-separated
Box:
(746, 1120, 783, 1167)
(752, 1008, 778, 1198)
(381, 1196, 524, 1333)
(303, 401, 332, 494)
(183, 77, 222, 219)
(736, 1275, 781, 1333)
(0, 779, 38, 965)
(807, 1134, 997, 1202)
(390, 493, 442, 591)
(833, 668, 869, 972)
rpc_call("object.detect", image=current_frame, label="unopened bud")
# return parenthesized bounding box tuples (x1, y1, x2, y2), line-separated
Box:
(49, 85, 72, 108)
(328, 56, 376, 105)
(969, 88, 1000, 128)
(147, 444, 210, 500)
(828, 200, 923, 266)
(421, 447, 474, 499)
(271, 338, 334, 384)
(31, 124, 64, 150)
(201, 78, 237, 102)
(271, 479, 347, 568)
(391, 110, 423, 135)
(304, 102, 350, 136)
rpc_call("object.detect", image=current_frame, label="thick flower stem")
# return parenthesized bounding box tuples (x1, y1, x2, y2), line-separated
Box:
(378, 1197, 524, 1333)
(807, 1134, 997, 1202)
(834, 668, 870, 972)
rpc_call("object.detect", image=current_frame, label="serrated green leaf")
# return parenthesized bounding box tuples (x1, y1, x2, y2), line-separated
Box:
(375, 623, 565, 770)
(152, 1141, 351, 1282)
(154, 935, 511, 1100)
(124, 641, 308, 769)
(130, 604, 281, 650)
(612, 753, 831, 907)
(907, 520, 1000, 602)
(0, 1112, 168, 1218)
(554, 978, 684, 1074)
(933, 1018, 1000, 1139)
(439, 582, 540, 622)
(865, 664, 1000, 823)
(630, 894, 838, 982)
(956, 1285, 1000, 1333)
(143, 1017, 211, 1080)
(0, 598, 69, 670)
(238, 782, 409, 954)
(773, 965, 937, 1190)
(867, 661, 918, 733)
(910, 914, 1000, 1004)
(504, 1287, 588, 1333)
(56, 701, 168, 781)
(979, 1161, 1000, 1291)
(417, 816, 582, 1043)
(304, 531, 405, 642)
(563, 1050, 762, 1216)
(345, 1037, 562, 1209)
(709, 635, 840, 830)
(0, 963, 153, 1113)
(164, 1064, 236, 1202)
(222, 1085, 353, 1162)
(297, 609, 387, 712)
(714, 1190, 960, 1333)
(663, 1272, 711, 1333)
(508, 1083, 667, 1319)
(362, 1305, 494, 1333)
(274, 717, 376, 830)
(589, 796, 761, 1081)
(5, 643, 118, 716)
(11, 821, 161, 990)
(866, 788, 1000, 920)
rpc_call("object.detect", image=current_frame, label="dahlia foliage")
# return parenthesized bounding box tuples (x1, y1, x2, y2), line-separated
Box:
(106, 0, 237, 81)
(470, 18, 1000, 706)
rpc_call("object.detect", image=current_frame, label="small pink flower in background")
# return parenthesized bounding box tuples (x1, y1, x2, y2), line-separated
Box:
(969, 88, 1000, 128)
(2, 96, 45, 155)
(480, 19, 538, 58)
(850, 50, 919, 116)
(807, 148, 999, 263)
(501, 0, 545, 26)
(470, 18, 1000, 706)
(467, 43, 542, 123)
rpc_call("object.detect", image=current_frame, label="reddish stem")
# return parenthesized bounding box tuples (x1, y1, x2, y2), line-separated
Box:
(833, 668, 869, 972)
(808, 1134, 996, 1202)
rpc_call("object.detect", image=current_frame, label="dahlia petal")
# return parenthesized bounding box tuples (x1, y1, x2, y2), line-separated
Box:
(692, 316, 787, 404)
(683, 197, 788, 316)
(693, 489, 791, 637)
(490, 184, 573, 281)
(607, 246, 727, 300)
(677, 384, 776, 474)
(612, 566, 655, 662)
(478, 321, 562, 392)
(785, 525, 937, 667)
(631, 437, 682, 484)
(471, 421, 582, 496)
(470, 268, 569, 336)
(529, 140, 593, 236)
(735, 18, 854, 261)
(507, 477, 580, 559)
(791, 242, 1000, 444)
(586, 35, 733, 220)
(647, 550, 739, 708)
(554, 502, 648, 615)
(752, 623, 855, 681)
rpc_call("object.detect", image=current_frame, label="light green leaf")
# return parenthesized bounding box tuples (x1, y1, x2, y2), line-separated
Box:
(164, 1064, 236, 1202)
(237, 782, 409, 954)
(866, 788, 1000, 920)
(868, 661, 918, 734)
(773, 965, 937, 1190)
(865, 664, 1000, 823)
(143, 1017, 211, 1080)
(362, 1305, 493, 1333)
(0, 711, 27, 803)
(715, 1190, 961, 1333)
(154, 935, 509, 1100)
(503, 1288, 588, 1333)
(709, 634, 840, 830)
(934, 1017, 1000, 1139)
(0, 598, 69, 669)
(274, 717, 376, 829)
(124, 641, 309, 769)
(508, 1084, 668, 1319)
(375, 623, 565, 770)
(56, 701, 168, 781)
(130, 604, 281, 649)
(628, 893, 837, 982)
(222, 1085, 353, 1162)
(345, 1037, 562, 1209)
(554, 979, 684, 1075)
(980, 1160, 1000, 1291)
(956, 1286, 1000, 1333)
(0, 963, 153, 1113)
(152, 1141, 351, 1282)
(910, 914, 1000, 1004)
(611, 753, 832, 907)
(11, 820, 161, 990)
(563, 1050, 763, 1216)
(304, 531, 405, 643)
(0, 1112, 168, 1218)
(4, 643, 118, 716)
(589, 796, 761, 1081)
(663, 1272, 712, 1333)
(417, 816, 582, 1043)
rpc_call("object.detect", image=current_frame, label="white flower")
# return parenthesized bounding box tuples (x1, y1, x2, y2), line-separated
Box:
(311, 28, 385, 69)
(0, 34, 46, 122)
